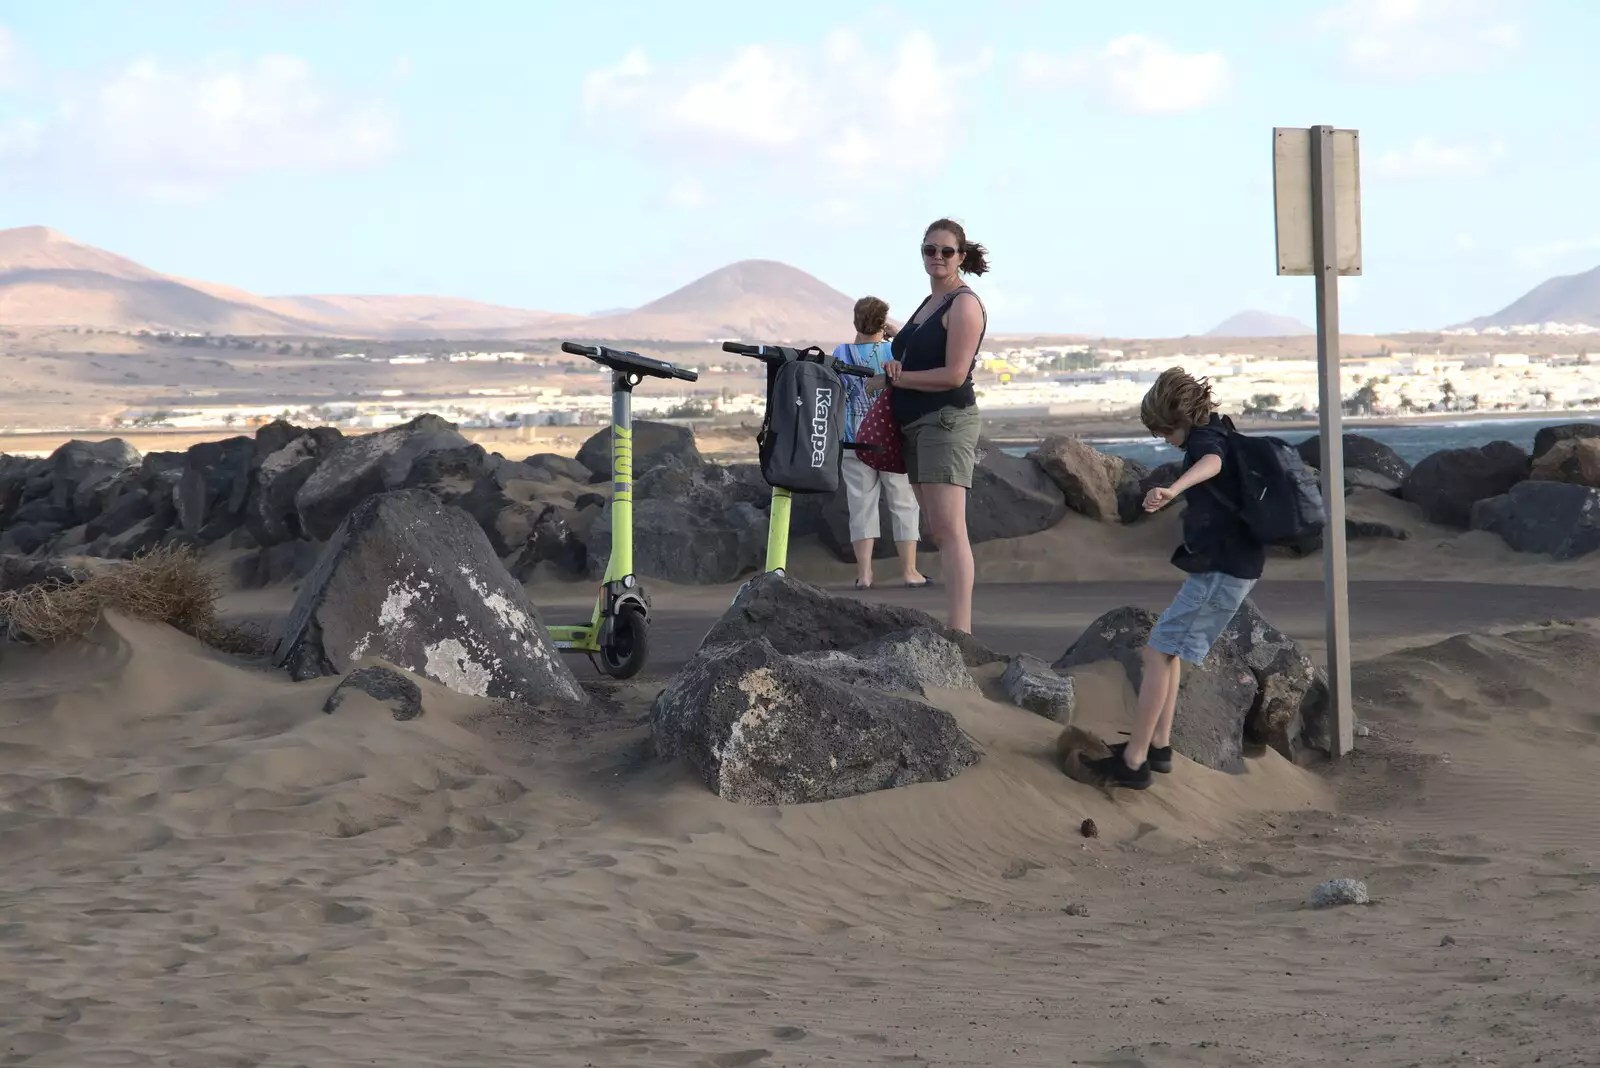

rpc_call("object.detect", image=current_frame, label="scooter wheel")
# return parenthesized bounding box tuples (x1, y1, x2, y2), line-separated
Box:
(597, 605, 649, 679)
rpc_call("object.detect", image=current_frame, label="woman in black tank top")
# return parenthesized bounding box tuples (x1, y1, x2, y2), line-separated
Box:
(878, 218, 989, 635)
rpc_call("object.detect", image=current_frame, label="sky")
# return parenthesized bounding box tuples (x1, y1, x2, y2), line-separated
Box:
(1, 0, 1596, 338)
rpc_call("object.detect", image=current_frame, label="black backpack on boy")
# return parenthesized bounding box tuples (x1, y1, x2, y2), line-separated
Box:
(1204, 416, 1326, 546)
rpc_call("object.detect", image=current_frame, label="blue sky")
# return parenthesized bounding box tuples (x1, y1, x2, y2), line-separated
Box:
(1, 0, 1595, 337)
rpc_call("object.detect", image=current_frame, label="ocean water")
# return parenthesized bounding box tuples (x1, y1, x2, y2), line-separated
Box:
(1001, 414, 1594, 469)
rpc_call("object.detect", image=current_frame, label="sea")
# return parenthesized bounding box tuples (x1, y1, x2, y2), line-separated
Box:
(999, 414, 1590, 469)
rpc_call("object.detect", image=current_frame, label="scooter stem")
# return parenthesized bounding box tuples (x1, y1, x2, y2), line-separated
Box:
(765, 486, 791, 574)
(607, 370, 635, 582)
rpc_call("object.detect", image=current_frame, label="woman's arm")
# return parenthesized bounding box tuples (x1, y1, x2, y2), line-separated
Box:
(886, 293, 982, 391)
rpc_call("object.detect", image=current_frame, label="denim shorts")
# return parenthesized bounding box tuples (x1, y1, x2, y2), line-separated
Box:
(1147, 572, 1257, 665)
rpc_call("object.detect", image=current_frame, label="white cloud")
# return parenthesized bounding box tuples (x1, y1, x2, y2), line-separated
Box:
(1018, 35, 1231, 114)
(391, 55, 413, 80)
(578, 28, 989, 188)
(1313, 0, 1520, 78)
(3, 52, 397, 197)
(0, 25, 19, 88)
(1373, 135, 1505, 179)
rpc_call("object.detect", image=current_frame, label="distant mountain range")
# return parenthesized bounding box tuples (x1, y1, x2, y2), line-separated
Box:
(10, 225, 1598, 341)
(0, 227, 861, 343)
(1465, 263, 1600, 329)
(1204, 310, 1314, 338)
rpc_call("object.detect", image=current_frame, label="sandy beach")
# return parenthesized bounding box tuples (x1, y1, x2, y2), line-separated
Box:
(4, 487, 1600, 1065)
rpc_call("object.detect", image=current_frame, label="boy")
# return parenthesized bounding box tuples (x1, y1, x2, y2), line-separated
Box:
(1082, 367, 1265, 790)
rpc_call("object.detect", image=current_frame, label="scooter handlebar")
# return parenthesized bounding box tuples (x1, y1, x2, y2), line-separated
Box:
(720, 341, 875, 378)
(561, 341, 598, 357)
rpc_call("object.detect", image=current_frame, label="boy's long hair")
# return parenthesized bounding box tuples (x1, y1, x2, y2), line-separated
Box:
(1141, 367, 1217, 436)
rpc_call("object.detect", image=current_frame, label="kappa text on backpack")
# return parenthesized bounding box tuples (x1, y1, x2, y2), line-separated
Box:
(756, 348, 846, 494)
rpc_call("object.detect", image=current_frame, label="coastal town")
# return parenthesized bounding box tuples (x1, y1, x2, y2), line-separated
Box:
(99, 322, 1600, 435)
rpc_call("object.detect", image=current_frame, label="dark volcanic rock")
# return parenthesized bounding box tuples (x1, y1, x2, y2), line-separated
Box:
(650, 636, 980, 805)
(231, 539, 322, 589)
(1532, 422, 1600, 460)
(1030, 436, 1124, 521)
(1219, 600, 1332, 760)
(273, 488, 585, 707)
(1531, 438, 1600, 489)
(0, 554, 81, 593)
(47, 439, 141, 516)
(1295, 433, 1412, 483)
(794, 628, 978, 696)
(1054, 606, 1257, 772)
(293, 415, 471, 541)
(1400, 441, 1530, 528)
(323, 664, 424, 721)
(506, 504, 588, 579)
(521, 453, 593, 483)
(1470, 481, 1600, 560)
(967, 442, 1068, 543)
(701, 572, 1002, 668)
(576, 420, 701, 482)
(249, 433, 337, 545)
(1000, 654, 1077, 722)
(586, 460, 769, 585)
(175, 435, 256, 540)
(86, 489, 155, 542)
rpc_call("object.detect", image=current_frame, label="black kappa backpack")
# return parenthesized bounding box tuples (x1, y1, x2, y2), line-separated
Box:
(1204, 416, 1326, 546)
(757, 350, 846, 494)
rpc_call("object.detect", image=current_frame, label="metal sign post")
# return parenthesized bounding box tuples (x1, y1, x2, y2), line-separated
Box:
(1273, 125, 1361, 758)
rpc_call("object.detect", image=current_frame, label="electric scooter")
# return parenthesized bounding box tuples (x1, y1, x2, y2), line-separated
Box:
(720, 341, 873, 596)
(545, 341, 699, 678)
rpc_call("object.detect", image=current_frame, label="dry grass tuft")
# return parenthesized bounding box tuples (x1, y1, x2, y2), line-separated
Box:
(0, 544, 272, 656)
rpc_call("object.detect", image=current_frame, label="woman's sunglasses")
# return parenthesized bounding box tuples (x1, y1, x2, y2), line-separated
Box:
(921, 243, 960, 260)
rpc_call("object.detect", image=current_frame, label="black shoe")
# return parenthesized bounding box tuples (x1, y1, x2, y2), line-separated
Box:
(1082, 753, 1154, 790)
(1110, 740, 1173, 774)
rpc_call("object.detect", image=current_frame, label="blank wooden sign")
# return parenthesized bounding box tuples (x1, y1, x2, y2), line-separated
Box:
(1273, 127, 1363, 276)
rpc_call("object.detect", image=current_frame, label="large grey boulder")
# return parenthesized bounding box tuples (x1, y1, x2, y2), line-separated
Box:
(1030, 436, 1125, 521)
(1470, 481, 1600, 560)
(1400, 441, 1530, 528)
(273, 489, 585, 707)
(796, 628, 978, 696)
(1000, 654, 1077, 722)
(702, 572, 1003, 668)
(650, 636, 979, 805)
(1219, 599, 1332, 760)
(174, 435, 256, 540)
(1295, 433, 1412, 484)
(48, 439, 141, 516)
(586, 459, 768, 584)
(1532, 422, 1600, 461)
(576, 420, 702, 482)
(293, 415, 471, 541)
(967, 442, 1068, 543)
(1054, 606, 1257, 772)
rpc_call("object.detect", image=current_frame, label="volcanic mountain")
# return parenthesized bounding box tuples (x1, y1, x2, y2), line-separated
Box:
(0, 227, 858, 342)
(1465, 264, 1600, 329)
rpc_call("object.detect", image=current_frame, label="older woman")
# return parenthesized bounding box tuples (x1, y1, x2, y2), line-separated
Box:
(834, 295, 927, 590)
(881, 217, 988, 635)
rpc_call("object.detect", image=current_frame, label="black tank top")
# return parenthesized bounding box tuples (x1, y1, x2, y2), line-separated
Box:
(889, 285, 986, 427)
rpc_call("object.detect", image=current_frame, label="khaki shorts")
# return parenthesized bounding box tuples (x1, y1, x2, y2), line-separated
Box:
(902, 406, 981, 488)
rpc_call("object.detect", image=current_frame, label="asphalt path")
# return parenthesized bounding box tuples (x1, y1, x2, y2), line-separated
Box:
(529, 579, 1600, 681)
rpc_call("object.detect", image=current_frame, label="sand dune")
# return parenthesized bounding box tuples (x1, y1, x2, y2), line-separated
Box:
(2, 596, 1599, 1064)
